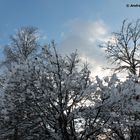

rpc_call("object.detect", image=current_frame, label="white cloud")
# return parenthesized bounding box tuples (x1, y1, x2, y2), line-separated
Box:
(58, 19, 112, 78)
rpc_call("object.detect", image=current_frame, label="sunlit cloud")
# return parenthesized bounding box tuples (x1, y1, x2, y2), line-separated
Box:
(58, 19, 112, 78)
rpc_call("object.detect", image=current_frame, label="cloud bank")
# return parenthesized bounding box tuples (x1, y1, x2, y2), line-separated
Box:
(58, 19, 112, 78)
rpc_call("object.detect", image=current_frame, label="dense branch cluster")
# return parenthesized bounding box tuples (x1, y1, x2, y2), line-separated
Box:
(0, 24, 140, 140)
(106, 19, 140, 75)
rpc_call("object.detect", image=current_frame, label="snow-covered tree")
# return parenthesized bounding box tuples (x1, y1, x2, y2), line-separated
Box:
(0, 26, 40, 140)
(0, 41, 102, 140)
(2, 26, 39, 71)
(104, 19, 140, 75)
(96, 74, 140, 140)
(2, 26, 140, 140)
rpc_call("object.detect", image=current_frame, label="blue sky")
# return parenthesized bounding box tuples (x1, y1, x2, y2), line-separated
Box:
(0, 0, 140, 77)
(0, 0, 140, 43)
